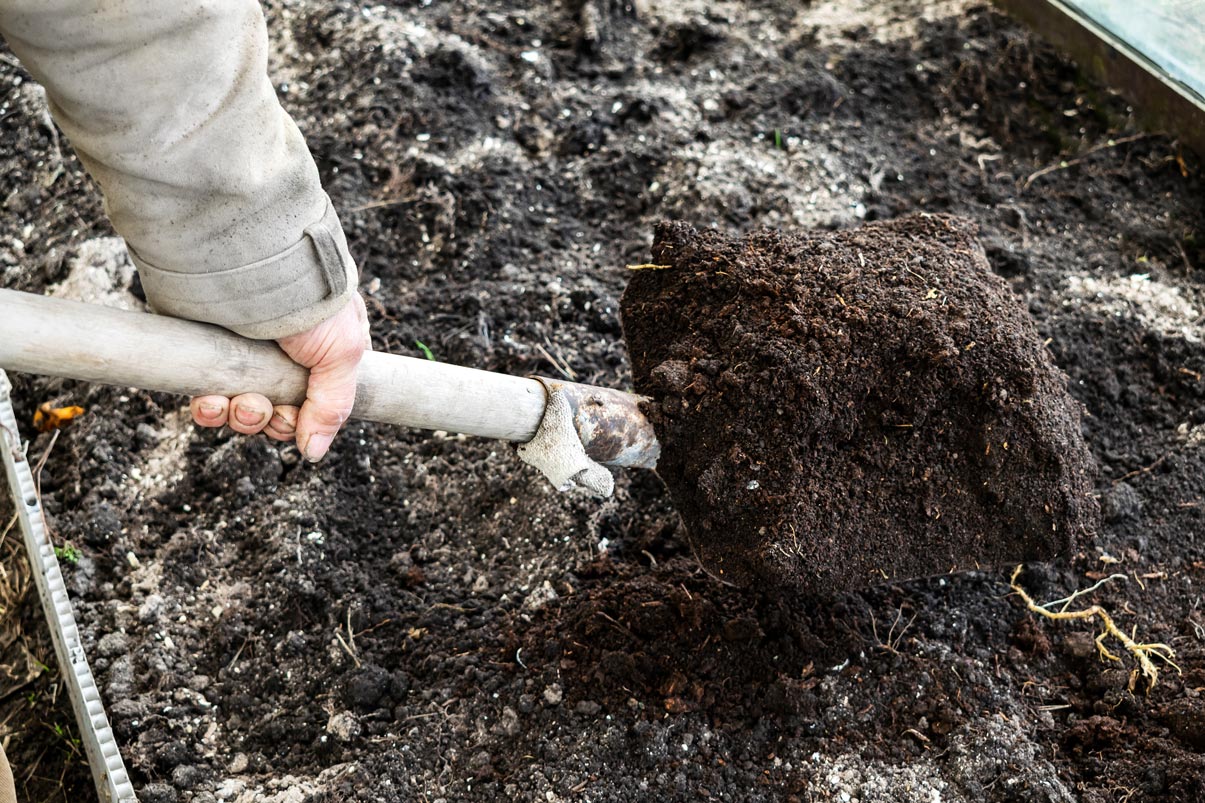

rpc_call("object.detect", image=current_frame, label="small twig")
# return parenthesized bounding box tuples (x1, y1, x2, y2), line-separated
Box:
(23, 430, 64, 546)
(402, 711, 440, 722)
(1010, 565, 1180, 691)
(872, 606, 918, 654)
(1179, 240, 1195, 273)
(626, 263, 672, 271)
(888, 609, 917, 652)
(1042, 572, 1128, 613)
(0, 511, 17, 552)
(225, 639, 249, 673)
(334, 630, 362, 668)
(1021, 133, 1149, 190)
(534, 341, 576, 381)
(23, 745, 47, 784)
(351, 618, 394, 639)
(595, 611, 638, 641)
(349, 197, 411, 212)
(1112, 450, 1171, 485)
(335, 609, 361, 668)
(1000, 203, 1030, 249)
(32, 429, 60, 505)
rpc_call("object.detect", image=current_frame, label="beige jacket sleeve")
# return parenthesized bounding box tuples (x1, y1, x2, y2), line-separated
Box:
(0, 0, 357, 340)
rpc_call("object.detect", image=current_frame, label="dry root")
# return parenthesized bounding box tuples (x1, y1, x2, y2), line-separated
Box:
(1009, 565, 1180, 692)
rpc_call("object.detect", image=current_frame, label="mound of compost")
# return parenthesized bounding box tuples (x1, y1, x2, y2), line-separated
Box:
(621, 214, 1099, 593)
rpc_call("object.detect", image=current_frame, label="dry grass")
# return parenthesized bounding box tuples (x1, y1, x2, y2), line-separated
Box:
(0, 500, 39, 703)
(0, 492, 86, 802)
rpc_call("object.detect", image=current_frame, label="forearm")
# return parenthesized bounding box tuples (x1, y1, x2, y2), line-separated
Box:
(0, 0, 356, 339)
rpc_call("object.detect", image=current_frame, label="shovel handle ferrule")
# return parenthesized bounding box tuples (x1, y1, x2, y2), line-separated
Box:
(536, 378, 660, 470)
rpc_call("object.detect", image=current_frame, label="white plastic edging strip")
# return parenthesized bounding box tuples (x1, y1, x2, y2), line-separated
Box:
(0, 371, 136, 803)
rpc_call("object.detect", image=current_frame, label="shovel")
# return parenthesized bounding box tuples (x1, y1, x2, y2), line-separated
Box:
(1, 225, 1096, 598)
(0, 288, 660, 470)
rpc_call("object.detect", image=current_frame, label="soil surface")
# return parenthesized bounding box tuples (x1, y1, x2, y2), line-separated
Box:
(3, 1, 1205, 802)
(622, 215, 1097, 592)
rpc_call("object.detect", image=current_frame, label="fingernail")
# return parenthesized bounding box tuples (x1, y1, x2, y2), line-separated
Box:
(198, 403, 223, 419)
(302, 433, 334, 462)
(234, 407, 266, 426)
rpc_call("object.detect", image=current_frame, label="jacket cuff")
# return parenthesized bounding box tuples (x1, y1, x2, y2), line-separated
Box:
(130, 200, 358, 341)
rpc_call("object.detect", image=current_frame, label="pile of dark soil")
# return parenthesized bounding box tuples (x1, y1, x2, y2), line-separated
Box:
(623, 215, 1098, 592)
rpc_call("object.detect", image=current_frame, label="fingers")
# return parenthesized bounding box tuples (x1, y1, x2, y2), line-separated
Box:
(228, 393, 274, 435)
(190, 395, 229, 428)
(264, 405, 299, 442)
(189, 396, 298, 443)
(190, 393, 280, 436)
(278, 295, 369, 462)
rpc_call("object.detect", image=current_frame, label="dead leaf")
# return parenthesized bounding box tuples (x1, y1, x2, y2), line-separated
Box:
(33, 403, 85, 433)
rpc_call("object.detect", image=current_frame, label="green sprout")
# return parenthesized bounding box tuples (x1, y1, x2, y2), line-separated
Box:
(55, 544, 81, 564)
(415, 340, 436, 361)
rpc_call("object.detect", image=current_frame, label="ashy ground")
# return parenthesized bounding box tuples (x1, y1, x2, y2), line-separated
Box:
(2, 1, 1204, 801)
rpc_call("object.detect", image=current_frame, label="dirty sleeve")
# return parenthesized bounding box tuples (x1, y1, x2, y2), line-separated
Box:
(0, 0, 357, 339)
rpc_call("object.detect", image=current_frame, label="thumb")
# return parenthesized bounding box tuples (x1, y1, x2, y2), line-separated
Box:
(278, 295, 369, 462)
(295, 355, 360, 462)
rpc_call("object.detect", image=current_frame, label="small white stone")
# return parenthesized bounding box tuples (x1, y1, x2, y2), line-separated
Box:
(326, 711, 362, 742)
(523, 580, 559, 611)
(214, 778, 245, 801)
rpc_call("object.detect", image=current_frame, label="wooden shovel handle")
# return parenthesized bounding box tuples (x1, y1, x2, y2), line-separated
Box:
(0, 287, 548, 441)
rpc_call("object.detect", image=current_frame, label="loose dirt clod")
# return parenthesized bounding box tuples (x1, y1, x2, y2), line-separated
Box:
(621, 214, 1099, 593)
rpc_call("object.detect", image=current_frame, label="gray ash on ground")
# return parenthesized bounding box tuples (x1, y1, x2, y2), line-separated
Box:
(622, 215, 1098, 593)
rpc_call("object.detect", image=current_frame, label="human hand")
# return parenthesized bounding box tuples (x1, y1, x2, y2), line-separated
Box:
(189, 293, 371, 461)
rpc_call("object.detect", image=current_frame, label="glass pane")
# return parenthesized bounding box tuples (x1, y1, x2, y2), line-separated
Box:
(1064, 0, 1205, 101)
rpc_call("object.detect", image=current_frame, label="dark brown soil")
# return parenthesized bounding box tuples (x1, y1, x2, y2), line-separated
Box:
(3, 2, 1205, 802)
(623, 214, 1098, 592)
